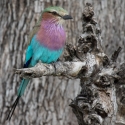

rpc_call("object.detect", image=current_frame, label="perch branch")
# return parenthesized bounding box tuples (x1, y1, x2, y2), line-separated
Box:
(15, 61, 86, 79)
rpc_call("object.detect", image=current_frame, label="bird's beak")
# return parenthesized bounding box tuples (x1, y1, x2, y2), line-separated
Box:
(62, 15, 73, 20)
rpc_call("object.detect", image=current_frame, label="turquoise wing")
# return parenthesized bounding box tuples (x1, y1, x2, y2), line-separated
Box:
(30, 35, 63, 66)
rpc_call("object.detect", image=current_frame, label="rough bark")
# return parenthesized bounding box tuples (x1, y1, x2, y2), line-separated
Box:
(9, 2, 125, 125)
(69, 3, 125, 125)
(0, 0, 125, 125)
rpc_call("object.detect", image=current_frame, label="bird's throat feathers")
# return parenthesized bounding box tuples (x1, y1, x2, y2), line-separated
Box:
(36, 12, 66, 50)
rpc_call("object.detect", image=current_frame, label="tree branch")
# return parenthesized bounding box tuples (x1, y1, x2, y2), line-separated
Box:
(15, 61, 86, 78)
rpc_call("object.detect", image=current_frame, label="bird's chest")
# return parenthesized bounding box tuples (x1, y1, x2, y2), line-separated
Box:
(36, 23, 66, 50)
(30, 36, 63, 65)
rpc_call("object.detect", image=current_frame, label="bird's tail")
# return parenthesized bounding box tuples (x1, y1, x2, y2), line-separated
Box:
(7, 79, 29, 120)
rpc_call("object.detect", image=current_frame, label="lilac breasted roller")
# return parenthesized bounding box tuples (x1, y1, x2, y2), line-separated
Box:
(7, 6, 72, 120)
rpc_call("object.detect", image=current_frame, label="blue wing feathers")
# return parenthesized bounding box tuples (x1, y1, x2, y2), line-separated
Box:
(23, 57, 32, 68)
(30, 35, 63, 65)
(25, 46, 33, 63)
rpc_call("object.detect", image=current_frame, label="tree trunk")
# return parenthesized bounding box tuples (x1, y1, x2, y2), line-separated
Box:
(0, 0, 125, 125)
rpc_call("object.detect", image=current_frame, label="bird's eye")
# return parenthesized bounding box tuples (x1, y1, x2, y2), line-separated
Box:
(52, 11, 57, 15)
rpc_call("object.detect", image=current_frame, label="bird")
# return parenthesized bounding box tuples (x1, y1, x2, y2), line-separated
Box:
(7, 6, 72, 120)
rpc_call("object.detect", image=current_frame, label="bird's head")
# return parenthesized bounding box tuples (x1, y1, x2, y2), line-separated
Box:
(42, 6, 72, 24)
